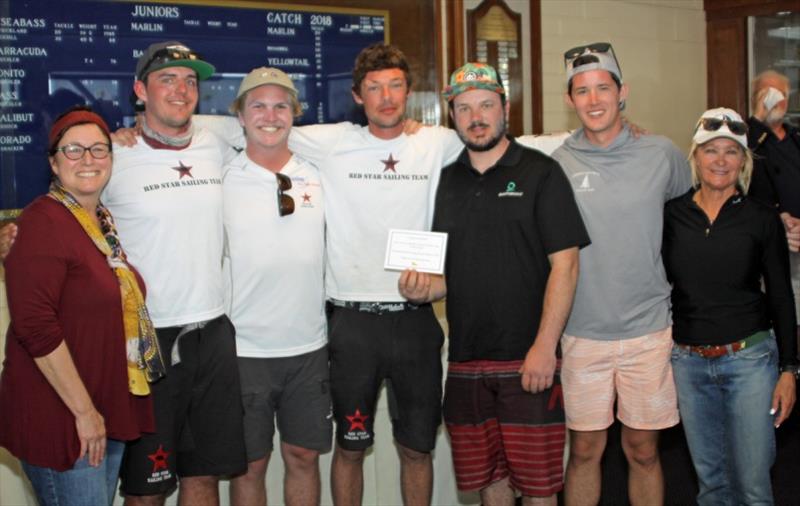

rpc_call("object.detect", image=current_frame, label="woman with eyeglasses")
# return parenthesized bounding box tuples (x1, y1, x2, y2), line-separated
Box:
(0, 106, 164, 506)
(662, 107, 798, 505)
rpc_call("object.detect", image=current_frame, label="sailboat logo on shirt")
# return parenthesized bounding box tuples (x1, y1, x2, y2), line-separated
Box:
(572, 171, 600, 193)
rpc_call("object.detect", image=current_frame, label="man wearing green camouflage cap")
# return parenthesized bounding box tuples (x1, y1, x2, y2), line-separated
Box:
(400, 62, 589, 506)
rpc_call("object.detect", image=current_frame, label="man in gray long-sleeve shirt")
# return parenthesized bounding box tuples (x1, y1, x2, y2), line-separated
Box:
(551, 42, 690, 506)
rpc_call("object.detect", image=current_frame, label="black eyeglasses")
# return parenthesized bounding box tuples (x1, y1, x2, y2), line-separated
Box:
(139, 46, 203, 79)
(696, 117, 748, 136)
(564, 42, 613, 61)
(56, 142, 111, 160)
(276, 172, 295, 217)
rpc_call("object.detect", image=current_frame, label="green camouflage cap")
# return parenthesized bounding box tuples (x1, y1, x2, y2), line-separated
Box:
(442, 62, 505, 101)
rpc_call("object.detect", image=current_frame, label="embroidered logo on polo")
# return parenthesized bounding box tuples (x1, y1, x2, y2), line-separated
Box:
(498, 180, 523, 197)
(145, 444, 174, 483)
(347, 153, 430, 182)
(343, 408, 370, 441)
(571, 171, 601, 193)
(288, 176, 319, 209)
(141, 160, 222, 193)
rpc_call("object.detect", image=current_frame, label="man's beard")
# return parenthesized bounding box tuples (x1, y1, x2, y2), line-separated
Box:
(457, 120, 506, 152)
(766, 106, 785, 126)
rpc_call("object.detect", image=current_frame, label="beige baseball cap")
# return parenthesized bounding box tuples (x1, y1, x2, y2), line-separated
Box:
(235, 67, 297, 99)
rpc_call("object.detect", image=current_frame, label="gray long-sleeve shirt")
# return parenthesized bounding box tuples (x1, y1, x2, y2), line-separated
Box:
(552, 126, 691, 340)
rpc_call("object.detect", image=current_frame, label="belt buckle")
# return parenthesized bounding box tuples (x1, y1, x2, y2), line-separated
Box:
(695, 345, 724, 358)
(366, 302, 384, 315)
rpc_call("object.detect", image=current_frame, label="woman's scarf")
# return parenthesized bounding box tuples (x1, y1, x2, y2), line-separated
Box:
(49, 182, 166, 395)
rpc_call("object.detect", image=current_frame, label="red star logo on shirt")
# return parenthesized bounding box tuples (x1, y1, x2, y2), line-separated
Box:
(147, 444, 171, 473)
(381, 154, 399, 172)
(302, 193, 312, 203)
(346, 409, 369, 432)
(172, 161, 193, 179)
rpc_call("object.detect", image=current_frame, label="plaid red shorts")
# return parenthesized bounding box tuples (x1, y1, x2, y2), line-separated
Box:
(443, 359, 565, 497)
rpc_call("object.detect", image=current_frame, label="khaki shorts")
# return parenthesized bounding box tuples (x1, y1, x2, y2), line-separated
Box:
(561, 327, 679, 431)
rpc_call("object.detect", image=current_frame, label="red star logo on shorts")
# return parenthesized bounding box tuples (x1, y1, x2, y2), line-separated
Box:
(147, 444, 171, 473)
(172, 161, 193, 179)
(302, 193, 312, 203)
(346, 409, 369, 432)
(381, 154, 399, 173)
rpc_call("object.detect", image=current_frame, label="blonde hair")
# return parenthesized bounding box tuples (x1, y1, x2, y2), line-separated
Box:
(229, 86, 303, 117)
(688, 140, 753, 192)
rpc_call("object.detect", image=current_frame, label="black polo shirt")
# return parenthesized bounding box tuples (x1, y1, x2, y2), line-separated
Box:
(433, 138, 590, 362)
(747, 117, 800, 218)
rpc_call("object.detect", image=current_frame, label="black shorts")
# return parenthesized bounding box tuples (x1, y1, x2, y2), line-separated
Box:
(327, 303, 444, 452)
(119, 315, 247, 496)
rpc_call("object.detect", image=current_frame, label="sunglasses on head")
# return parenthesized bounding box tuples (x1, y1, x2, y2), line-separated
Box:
(564, 42, 613, 61)
(276, 172, 295, 217)
(139, 46, 202, 78)
(696, 117, 748, 136)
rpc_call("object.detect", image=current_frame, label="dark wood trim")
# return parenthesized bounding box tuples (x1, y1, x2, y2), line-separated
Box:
(446, 0, 465, 77)
(444, 0, 464, 128)
(466, 0, 523, 136)
(704, 0, 799, 21)
(466, 0, 520, 55)
(434, 0, 444, 119)
(705, 17, 748, 112)
(530, 0, 543, 134)
(445, 0, 544, 134)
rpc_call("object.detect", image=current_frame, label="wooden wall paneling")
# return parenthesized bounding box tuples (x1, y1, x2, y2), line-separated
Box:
(446, 0, 544, 134)
(467, 0, 523, 136)
(446, 0, 466, 77)
(530, 0, 543, 134)
(706, 17, 748, 114)
(704, 0, 799, 20)
(444, 0, 464, 128)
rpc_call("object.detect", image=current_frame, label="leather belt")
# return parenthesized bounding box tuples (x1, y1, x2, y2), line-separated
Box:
(328, 299, 422, 315)
(677, 330, 769, 358)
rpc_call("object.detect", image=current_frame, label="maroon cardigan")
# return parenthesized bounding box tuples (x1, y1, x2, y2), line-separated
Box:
(0, 196, 154, 471)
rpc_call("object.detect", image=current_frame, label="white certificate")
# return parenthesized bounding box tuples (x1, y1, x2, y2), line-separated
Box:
(384, 229, 448, 275)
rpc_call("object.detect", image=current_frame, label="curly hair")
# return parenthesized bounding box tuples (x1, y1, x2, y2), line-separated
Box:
(351, 43, 412, 95)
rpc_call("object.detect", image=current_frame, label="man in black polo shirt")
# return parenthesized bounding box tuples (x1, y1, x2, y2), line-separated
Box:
(748, 70, 800, 321)
(399, 62, 589, 506)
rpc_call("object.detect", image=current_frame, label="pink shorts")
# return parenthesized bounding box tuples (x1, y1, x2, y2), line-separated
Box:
(561, 327, 679, 431)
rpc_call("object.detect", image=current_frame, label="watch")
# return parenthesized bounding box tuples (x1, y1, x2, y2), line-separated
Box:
(779, 364, 800, 380)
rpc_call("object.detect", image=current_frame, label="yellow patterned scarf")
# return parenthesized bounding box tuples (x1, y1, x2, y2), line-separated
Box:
(49, 182, 166, 395)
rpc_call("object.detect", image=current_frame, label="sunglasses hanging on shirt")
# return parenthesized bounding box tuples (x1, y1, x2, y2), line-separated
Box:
(276, 172, 295, 217)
